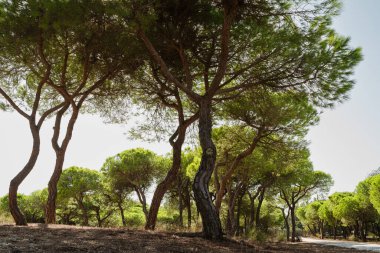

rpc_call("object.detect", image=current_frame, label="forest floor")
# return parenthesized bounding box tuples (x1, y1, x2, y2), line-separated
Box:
(0, 224, 374, 253)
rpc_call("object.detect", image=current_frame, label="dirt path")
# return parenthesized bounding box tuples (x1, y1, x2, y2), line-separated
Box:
(0, 224, 374, 252)
(302, 237, 380, 252)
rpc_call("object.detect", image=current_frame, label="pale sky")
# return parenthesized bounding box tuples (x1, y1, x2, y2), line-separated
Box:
(307, 0, 380, 193)
(0, 0, 379, 196)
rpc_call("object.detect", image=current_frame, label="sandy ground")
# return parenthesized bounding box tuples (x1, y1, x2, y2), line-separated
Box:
(0, 224, 374, 253)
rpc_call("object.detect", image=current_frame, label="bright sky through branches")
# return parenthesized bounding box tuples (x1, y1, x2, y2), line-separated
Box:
(0, 0, 379, 196)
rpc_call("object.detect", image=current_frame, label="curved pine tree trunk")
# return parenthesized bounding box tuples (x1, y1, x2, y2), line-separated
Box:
(45, 152, 65, 223)
(145, 119, 190, 230)
(9, 123, 40, 225)
(193, 101, 223, 240)
(45, 105, 78, 224)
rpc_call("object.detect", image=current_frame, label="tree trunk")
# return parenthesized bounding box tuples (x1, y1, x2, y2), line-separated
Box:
(360, 221, 367, 242)
(235, 187, 245, 236)
(46, 104, 78, 224)
(320, 221, 324, 239)
(145, 125, 187, 230)
(249, 198, 255, 229)
(135, 187, 148, 221)
(285, 212, 290, 242)
(78, 199, 89, 226)
(333, 223, 337, 240)
(214, 134, 261, 211)
(255, 188, 265, 229)
(226, 186, 235, 236)
(9, 123, 40, 225)
(341, 225, 347, 239)
(185, 181, 192, 228)
(45, 152, 65, 224)
(178, 180, 184, 227)
(290, 206, 297, 242)
(279, 208, 290, 241)
(192, 100, 222, 240)
(354, 221, 359, 239)
(117, 202, 126, 227)
(95, 207, 102, 227)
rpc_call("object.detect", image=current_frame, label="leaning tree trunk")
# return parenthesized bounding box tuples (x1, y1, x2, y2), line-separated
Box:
(9, 123, 40, 225)
(145, 126, 186, 230)
(46, 105, 78, 224)
(45, 151, 65, 223)
(135, 187, 149, 221)
(192, 100, 223, 240)
(117, 201, 126, 227)
(281, 208, 290, 241)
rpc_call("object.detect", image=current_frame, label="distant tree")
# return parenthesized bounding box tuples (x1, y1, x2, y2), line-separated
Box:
(100, 175, 131, 227)
(101, 148, 169, 221)
(333, 194, 361, 238)
(278, 164, 333, 241)
(370, 175, 380, 215)
(368, 167, 380, 178)
(0, 190, 46, 223)
(213, 90, 318, 212)
(318, 200, 337, 239)
(57, 167, 102, 226)
(305, 201, 325, 238)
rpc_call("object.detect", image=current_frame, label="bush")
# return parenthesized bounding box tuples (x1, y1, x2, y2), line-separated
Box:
(250, 229, 268, 243)
(0, 212, 13, 224)
(125, 213, 145, 227)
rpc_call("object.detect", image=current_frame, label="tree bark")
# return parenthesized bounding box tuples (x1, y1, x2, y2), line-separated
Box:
(45, 152, 65, 223)
(320, 221, 324, 239)
(255, 188, 265, 228)
(117, 201, 126, 227)
(214, 132, 262, 211)
(333, 223, 337, 240)
(178, 178, 184, 227)
(281, 208, 290, 242)
(145, 137, 183, 229)
(78, 198, 89, 226)
(145, 111, 198, 230)
(46, 104, 78, 224)
(9, 123, 40, 225)
(192, 100, 223, 240)
(360, 221, 367, 242)
(290, 206, 297, 242)
(135, 187, 148, 221)
(235, 191, 244, 236)
(185, 180, 192, 228)
(226, 185, 236, 236)
(249, 198, 255, 229)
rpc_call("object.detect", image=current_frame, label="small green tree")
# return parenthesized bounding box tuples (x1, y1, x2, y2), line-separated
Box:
(370, 175, 380, 214)
(278, 164, 333, 242)
(101, 148, 169, 221)
(57, 167, 102, 226)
